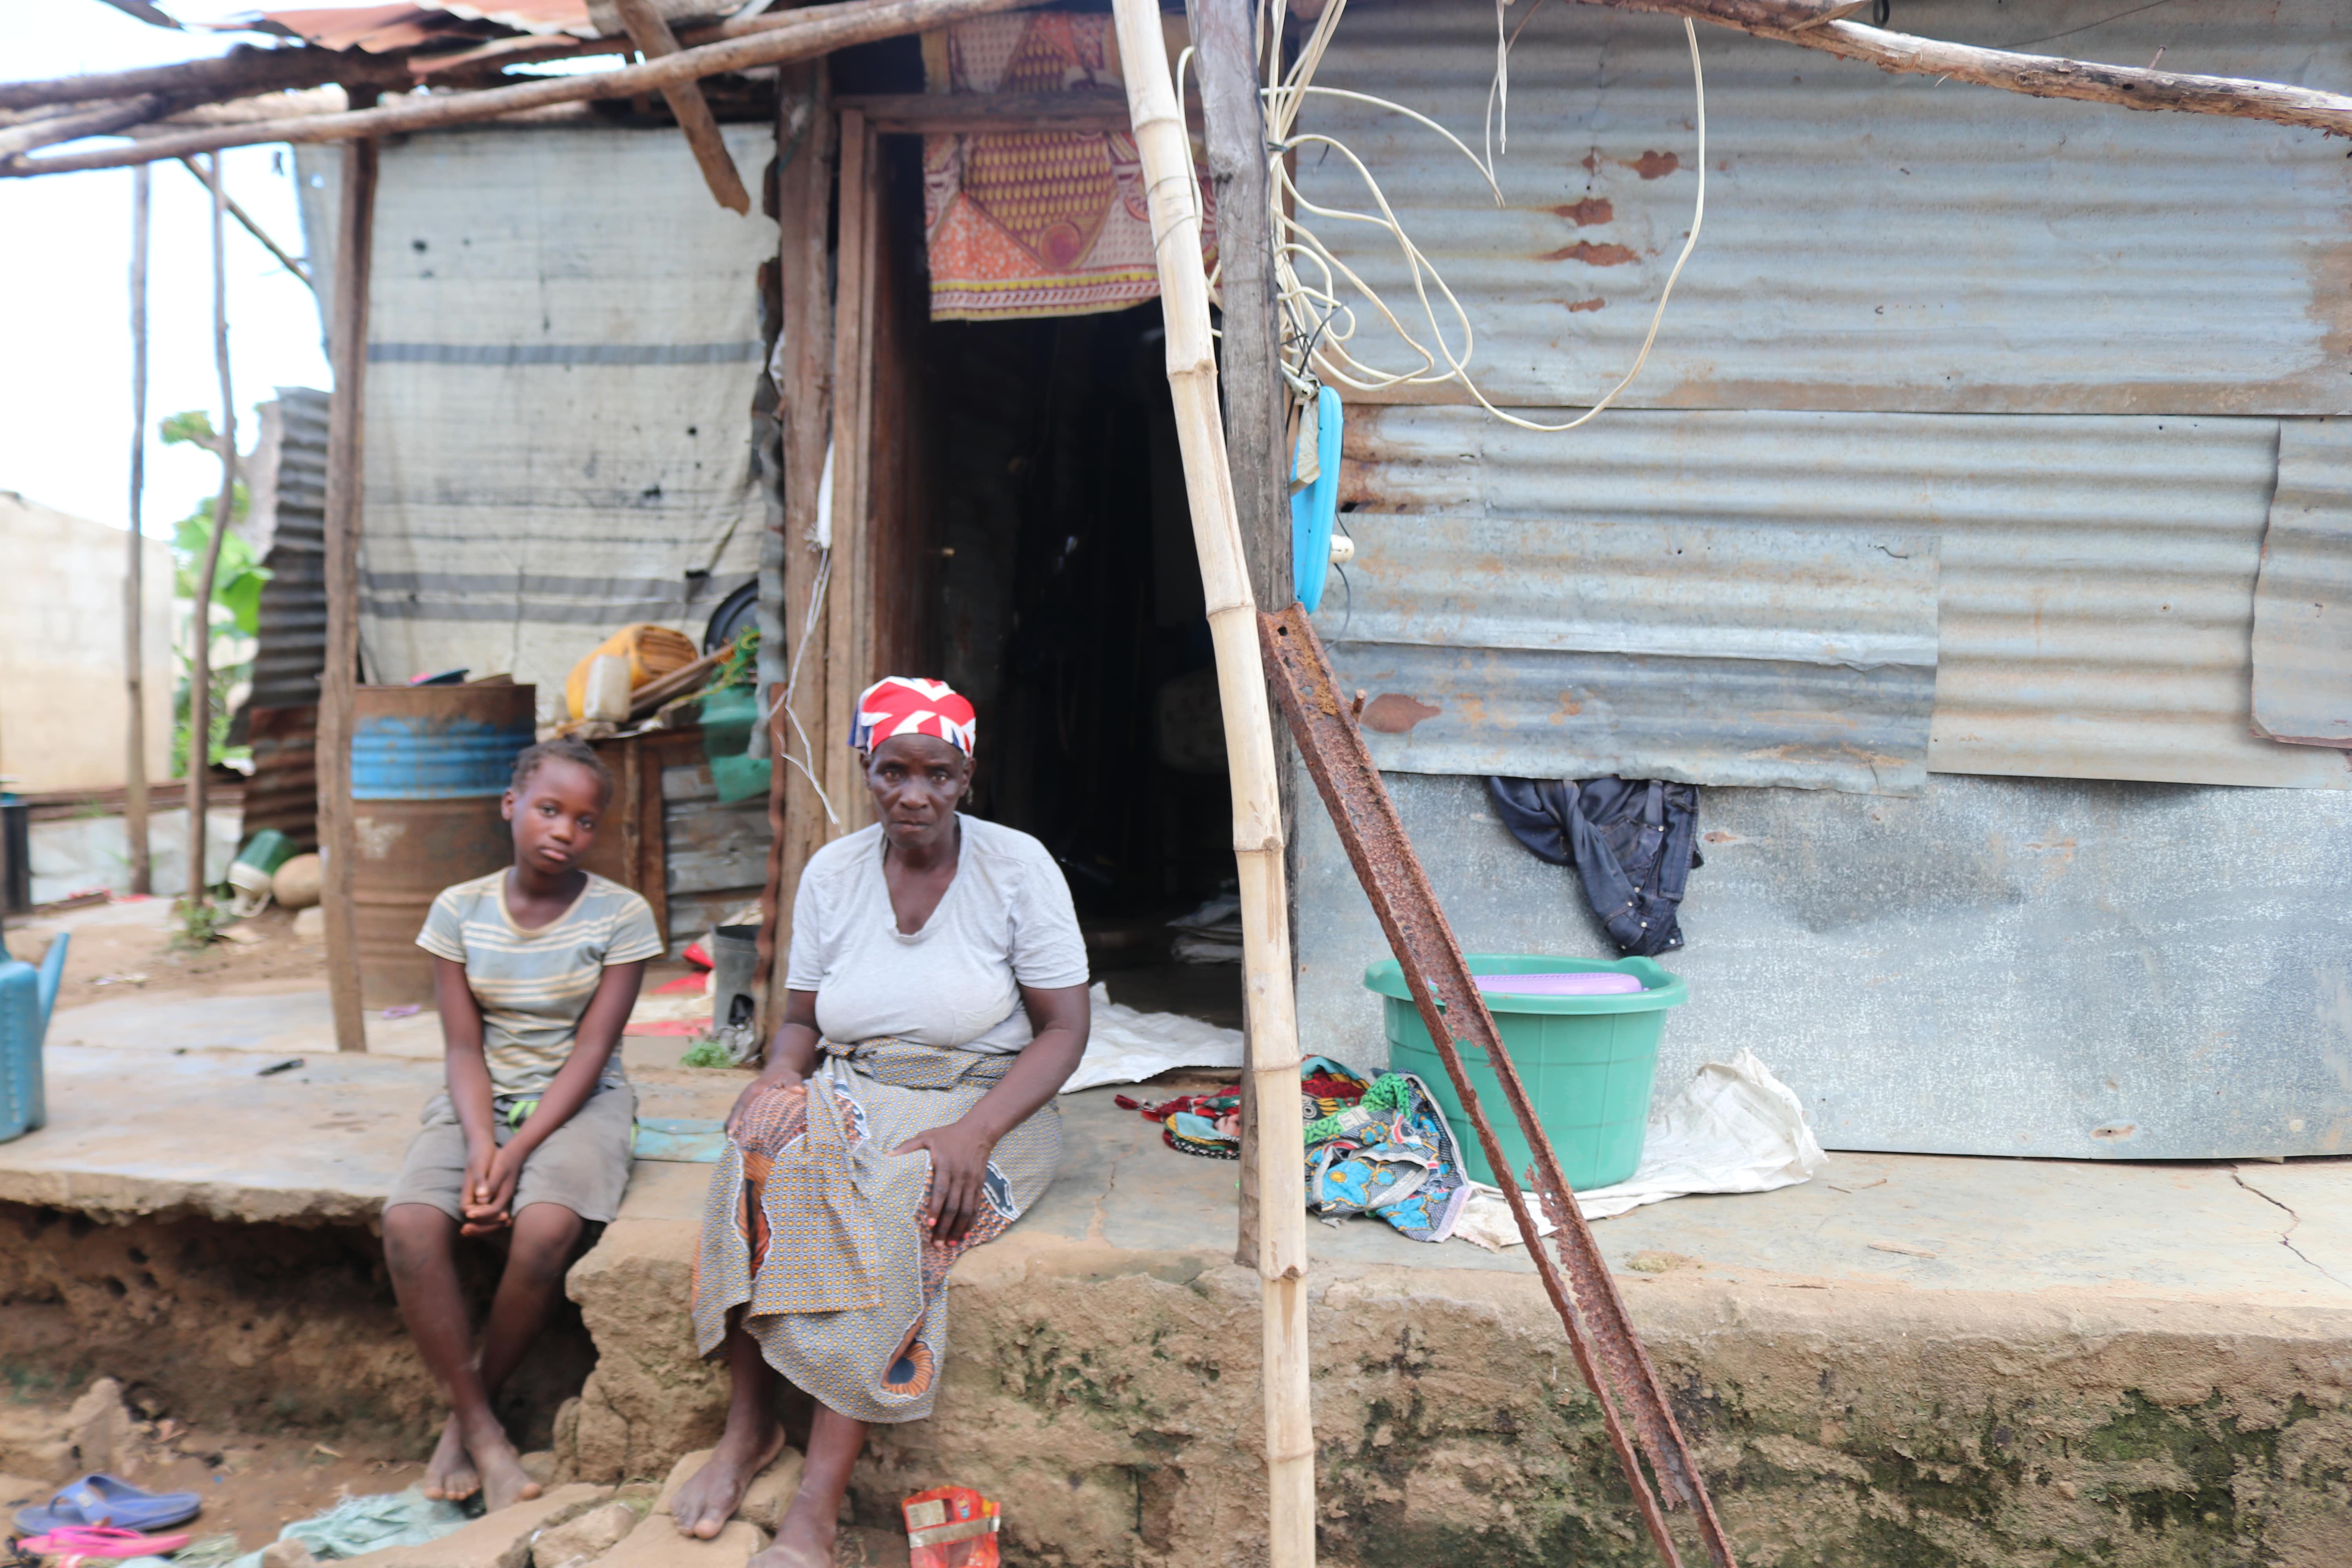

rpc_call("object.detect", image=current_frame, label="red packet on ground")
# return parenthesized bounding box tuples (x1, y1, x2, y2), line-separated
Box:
(902, 1486, 1000, 1568)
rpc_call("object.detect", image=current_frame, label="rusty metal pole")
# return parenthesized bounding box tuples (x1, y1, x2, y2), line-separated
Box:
(1260, 603, 1740, 1568)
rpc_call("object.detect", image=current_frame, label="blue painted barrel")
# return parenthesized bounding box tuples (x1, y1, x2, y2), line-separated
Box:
(350, 682, 536, 1006)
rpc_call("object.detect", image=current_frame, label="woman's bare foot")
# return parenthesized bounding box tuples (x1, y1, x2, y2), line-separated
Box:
(672, 1416, 786, 1539)
(458, 1410, 542, 1512)
(746, 1506, 835, 1568)
(422, 1415, 478, 1502)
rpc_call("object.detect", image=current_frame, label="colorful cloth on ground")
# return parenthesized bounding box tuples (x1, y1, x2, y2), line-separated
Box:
(851, 676, 978, 756)
(920, 13, 1216, 321)
(690, 1036, 1060, 1424)
(413, 870, 663, 1095)
(1116, 1057, 1371, 1161)
(1118, 1058, 1470, 1241)
(1302, 1071, 1473, 1243)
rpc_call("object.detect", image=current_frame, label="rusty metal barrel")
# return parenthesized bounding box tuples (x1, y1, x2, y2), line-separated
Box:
(349, 682, 537, 1007)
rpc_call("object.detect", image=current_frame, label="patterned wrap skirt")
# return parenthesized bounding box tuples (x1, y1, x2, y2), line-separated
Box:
(690, 1037, 1061, 1424)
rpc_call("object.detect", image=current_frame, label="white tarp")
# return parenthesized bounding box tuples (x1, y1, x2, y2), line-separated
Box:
(1061, 982, 1244, 1093)
(297, 125, 778, 717)
(1454, 1049, 1828, 1249)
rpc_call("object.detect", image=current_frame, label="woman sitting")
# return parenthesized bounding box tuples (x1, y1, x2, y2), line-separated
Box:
(672, 677, 1091, 1568)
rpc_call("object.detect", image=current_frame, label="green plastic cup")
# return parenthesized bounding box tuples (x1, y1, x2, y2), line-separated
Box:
(1364, 953, 1687, 1190)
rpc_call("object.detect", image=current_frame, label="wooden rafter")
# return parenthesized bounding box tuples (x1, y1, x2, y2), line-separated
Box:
(1581, 0, 2352, 134)
(614, 0, 752, 214)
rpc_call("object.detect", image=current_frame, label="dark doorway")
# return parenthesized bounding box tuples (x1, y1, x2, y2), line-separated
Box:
(914, 302, 1243, 1028)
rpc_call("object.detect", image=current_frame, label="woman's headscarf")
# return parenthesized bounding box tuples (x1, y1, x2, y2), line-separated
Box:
(850, 676, 977, 757)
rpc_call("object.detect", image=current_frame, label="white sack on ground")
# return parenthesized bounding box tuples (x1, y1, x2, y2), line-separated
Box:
(1454, 1049, 1827, 1250)
(1061, 982, 1245, 1093)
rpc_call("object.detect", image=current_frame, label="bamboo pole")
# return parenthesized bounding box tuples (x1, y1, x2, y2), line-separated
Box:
(319, 131, 379, 1054)
(124, 164, 152, 897)
(1111, 3, 1314, 1563)
(186, 151, 236, 911)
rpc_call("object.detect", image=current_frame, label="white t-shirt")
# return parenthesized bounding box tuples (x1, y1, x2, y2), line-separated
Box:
(786, 815, 1089, 1053)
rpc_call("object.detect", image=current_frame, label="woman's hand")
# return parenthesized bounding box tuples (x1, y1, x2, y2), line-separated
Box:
(725, 1068, 804, 1139)
(892, 1119, 997, 1243)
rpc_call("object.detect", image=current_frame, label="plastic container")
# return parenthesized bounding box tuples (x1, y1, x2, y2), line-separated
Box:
(0, 931, 65, 1142)
(350, 682, 537, 1007)
(1365, 952, 1687, 1190)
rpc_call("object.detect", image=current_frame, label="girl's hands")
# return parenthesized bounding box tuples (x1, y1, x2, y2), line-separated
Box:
(892, 1120, 996, 1243)
(460, 1141, 522, 1235)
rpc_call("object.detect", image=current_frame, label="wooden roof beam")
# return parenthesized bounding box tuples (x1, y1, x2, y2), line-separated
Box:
(614, 0, 751, 214)
(1577, 0, 2352, 136)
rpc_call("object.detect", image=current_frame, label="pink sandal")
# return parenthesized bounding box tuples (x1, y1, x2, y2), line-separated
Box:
(16, 1525, 194, 1566)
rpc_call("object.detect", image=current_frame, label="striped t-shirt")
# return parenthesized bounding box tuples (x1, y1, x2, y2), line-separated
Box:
(415, 870, 664, 1096)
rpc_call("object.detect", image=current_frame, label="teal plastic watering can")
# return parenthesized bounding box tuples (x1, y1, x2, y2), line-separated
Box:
(0, 931, 65, 1142)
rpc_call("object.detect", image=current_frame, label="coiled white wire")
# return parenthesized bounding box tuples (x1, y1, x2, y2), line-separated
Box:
(1259, 1, 1707, 434)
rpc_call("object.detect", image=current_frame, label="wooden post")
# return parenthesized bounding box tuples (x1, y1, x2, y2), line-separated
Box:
(319, 131, 379, 1053)
(758, 63, 836, 1033)
(1191, 0, 1294, 1271)
(124, 163, 152, 897)
(614, 0, 753, 213)
(1112, 4, 1315, 1563)
(187, 151, 237, 909)
(819, 110, 880, 837)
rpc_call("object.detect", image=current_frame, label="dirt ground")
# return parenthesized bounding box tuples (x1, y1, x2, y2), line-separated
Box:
(0, 1420, 434, 1552)
(10, 900, 331, 1016)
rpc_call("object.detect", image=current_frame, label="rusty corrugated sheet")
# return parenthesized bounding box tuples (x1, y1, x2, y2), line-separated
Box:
(1340, 405, 2352, 790)
(241, 704, 319, 850)
(2251, 417, 2352, 749)
(1296, 0, 2352, 416)
(246, 388, 330, 712)
(1314, 512, 1937, 793)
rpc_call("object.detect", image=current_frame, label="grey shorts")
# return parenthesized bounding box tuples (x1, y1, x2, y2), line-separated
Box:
(386, 1083, 639, 1224)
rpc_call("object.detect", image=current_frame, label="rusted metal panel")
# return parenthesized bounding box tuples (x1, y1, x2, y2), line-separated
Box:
(1340, 405, 2352, 789)
(1316, 513, 1937, 793)
(1296, 0, 2352, 415)
(1294, 770, 2352, 1161)
(241, 705, 319, 851)
(2252, 418, 2352, 749)
(348, 682, 537, 1007)
(244, 388, 330, 712)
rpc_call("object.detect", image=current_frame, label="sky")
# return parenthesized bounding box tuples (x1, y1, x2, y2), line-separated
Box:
(0, 2, 336, 540)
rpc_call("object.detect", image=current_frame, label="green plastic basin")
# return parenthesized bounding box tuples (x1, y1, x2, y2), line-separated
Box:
(1364, 953, 1688, 1190)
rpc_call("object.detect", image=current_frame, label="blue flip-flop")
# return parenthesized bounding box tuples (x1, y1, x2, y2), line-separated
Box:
(15, 1474, 201, 1535)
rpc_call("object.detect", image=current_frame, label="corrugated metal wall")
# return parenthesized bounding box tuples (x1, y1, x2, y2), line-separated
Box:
(2252, 418, 2352, 748)
(1335, 408, 2350, 789)
(1322, 510, 1939, 791)
(238, 388, 330, 849)
(1284, 1, 2352, 1156)
(1298, 0, 2352, 415)
(244, 388, 329, 711)
(1296, 771, 2352, 1161)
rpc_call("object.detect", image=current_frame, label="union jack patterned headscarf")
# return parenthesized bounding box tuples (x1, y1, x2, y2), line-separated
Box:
(849, 676, 978, 757)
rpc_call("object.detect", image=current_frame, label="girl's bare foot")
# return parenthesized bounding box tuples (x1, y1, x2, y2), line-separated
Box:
(459, 1410, 542, 1512)
(746, 1507, 835, 1568)
(672, 1416, 786, 1539)
(422, 1415, 478, 1501)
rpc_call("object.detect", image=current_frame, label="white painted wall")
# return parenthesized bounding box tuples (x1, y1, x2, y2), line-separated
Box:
(0, 490, 173, 793)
